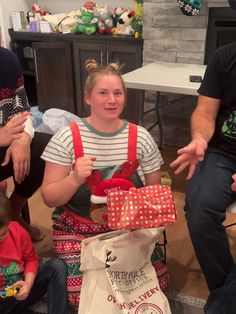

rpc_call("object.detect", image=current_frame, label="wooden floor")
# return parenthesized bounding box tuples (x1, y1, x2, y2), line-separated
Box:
(9, 145, 236, 303)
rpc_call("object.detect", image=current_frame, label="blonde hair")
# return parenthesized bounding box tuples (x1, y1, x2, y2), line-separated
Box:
(84, 59, 126, 100)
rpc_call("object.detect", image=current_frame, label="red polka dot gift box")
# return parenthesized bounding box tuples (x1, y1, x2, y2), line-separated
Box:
(107, 184, 177, 230)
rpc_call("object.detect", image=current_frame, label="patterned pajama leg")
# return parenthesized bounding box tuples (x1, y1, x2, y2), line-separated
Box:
(52, 210, 109, 307)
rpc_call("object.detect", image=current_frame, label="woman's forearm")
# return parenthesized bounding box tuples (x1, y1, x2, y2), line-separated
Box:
(42, 172, 84, 207)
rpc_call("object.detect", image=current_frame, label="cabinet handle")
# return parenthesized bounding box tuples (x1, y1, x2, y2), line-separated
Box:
(106, 51, 109, 65)
(33, 49, 39, 84)
(100, 51, 103, 66)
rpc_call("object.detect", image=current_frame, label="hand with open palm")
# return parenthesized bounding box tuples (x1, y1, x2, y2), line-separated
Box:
(170, 137, 208, 180)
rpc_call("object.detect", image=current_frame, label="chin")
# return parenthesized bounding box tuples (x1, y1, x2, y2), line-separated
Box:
(106, 115, 120, 120)
(106, 109, 122, 117)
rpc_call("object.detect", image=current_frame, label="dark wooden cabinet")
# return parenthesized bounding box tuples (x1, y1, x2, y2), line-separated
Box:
(9, 30, 143, 123)
(73, 41, 105, 117)
(32, 41, 75, 113)
(73, 40, 143, 122)
(107, 42, 143, 123)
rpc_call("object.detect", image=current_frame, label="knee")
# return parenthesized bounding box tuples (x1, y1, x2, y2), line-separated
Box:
(185, 196, 226, 239)
(47, 258, 67, 278)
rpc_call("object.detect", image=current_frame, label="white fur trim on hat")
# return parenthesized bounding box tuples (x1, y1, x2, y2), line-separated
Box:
(91, 194, 107, 204)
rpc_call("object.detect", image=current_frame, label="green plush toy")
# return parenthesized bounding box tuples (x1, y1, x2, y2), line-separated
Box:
(71, 9, 98, 35)
(132, 0, 143, 38)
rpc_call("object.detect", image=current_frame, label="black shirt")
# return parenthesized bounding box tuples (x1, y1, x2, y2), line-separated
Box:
(0, 46, 29, 127)
(198, 42, 236, 155)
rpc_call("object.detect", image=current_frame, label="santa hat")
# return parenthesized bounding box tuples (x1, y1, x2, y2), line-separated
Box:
(90, 177, 135, 204)
(81, 1, 96, 12)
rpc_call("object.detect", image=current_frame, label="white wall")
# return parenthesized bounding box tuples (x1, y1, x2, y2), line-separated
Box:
(38, 0, 134, 14)
(0, 0, 30, 48)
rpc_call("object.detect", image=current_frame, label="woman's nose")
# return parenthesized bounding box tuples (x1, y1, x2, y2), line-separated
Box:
(108, 93, 116, 102)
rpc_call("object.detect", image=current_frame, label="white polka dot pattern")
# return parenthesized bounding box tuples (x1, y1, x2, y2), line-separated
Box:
(107, 184, 177, 230)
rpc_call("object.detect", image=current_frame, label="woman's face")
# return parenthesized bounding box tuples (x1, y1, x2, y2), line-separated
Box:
(85, 74, 125, 120)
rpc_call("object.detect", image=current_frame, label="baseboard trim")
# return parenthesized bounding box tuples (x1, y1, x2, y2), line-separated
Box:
(166, 290, 206, 308)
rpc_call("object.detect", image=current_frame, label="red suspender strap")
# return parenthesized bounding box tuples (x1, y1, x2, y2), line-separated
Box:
(70, 122, 84, 160)
(128, 123, 138, 161)
(70, 121, 137, 160)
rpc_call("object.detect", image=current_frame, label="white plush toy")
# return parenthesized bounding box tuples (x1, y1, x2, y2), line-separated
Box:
(116, 10, 135, 36)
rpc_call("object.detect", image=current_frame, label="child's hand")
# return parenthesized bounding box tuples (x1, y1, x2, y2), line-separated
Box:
(72, 155, 96, 185)
(13, 280, 32, 300)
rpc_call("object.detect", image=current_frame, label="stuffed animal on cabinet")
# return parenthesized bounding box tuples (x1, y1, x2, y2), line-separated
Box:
(114, 10, 136, 36)
(71, 1, 98, 35)
(111, 7, 125, 28)
(31, 3, 49, 20)
(95, 4, 113, 34)
(132, 0, 143, 38)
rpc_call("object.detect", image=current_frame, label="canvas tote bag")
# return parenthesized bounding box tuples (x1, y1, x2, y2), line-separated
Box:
(78, 228, 172, 314)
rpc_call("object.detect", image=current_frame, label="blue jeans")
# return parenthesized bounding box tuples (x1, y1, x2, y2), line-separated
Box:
(185, 148, 236, 291)
(0, 258, 67, 314)
(204, 263, 236, 313)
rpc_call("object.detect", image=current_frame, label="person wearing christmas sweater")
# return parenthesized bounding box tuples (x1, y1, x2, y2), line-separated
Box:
(0, 31, 52, 241)
(0, 192, 67, 314)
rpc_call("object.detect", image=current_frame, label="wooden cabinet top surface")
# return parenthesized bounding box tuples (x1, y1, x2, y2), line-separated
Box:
(9, 29, 143, 45)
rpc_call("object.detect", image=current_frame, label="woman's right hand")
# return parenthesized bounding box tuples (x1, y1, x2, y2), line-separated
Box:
(0, 112, 28, 146)
(71, 155, 96, 185)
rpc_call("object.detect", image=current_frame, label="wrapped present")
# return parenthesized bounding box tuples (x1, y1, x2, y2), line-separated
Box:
(107, 184, 177, 230)
(160, 171, 172, 186)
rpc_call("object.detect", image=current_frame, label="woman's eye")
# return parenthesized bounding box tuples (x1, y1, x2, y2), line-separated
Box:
(99, 91, 107, 95)
(115, 91, 122, 96)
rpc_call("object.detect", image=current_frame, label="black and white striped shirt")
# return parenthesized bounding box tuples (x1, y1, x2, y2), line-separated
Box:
(41, 118, 163, 185)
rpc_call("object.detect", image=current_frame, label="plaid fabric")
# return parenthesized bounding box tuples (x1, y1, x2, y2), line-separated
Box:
(53, 209, 169, 307)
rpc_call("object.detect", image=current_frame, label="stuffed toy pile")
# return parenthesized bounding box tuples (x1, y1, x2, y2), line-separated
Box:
(38, 1, 143, 37)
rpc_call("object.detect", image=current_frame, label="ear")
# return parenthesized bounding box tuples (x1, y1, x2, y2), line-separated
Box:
(84, 91, 91, 106)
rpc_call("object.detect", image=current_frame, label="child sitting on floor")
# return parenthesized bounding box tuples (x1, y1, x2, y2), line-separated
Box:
(0, 192, 67, 314)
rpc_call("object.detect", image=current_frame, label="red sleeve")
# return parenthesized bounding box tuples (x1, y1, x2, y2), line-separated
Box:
(17, 224, 39, 275)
